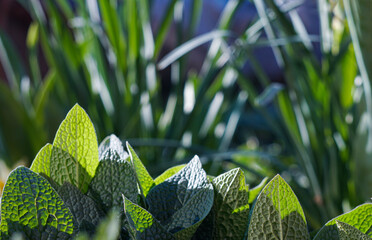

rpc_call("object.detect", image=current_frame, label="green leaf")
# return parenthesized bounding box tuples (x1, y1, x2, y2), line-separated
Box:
(157, 30, 230, 70)
(26, 22, 39, 48)
(126, 142, 155, 198)
(0, 167, 76, 239)
(50, 104, 99, 193)
(247, 174, 309, 239)
(89, 148, 138, 211)
(154, 165, 186, 185)
(313, 220, 370, 240)
(98, 134, 128, 161)
(211, 168, 250, 239)
(30, 143, 52, 176)
(314, 203, 372, 239)
(248, 177, 269, 204)
(146, 156, 214, 239)
(123, 196, 175, 240)
(193, 168, 250, 240)
(254, 83, 284, 107)
(336, 221, 370, 240)
(57, 182, 104, 235)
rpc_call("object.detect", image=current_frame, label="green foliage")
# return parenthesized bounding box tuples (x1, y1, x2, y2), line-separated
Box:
(0, 0, 369, 231)
(0, 167, 76, 239)
(314, 203, 372, 239)
(0, 105, 370, 239)
(124, 197, 175, 240)
(247, 175, 309, 239)
(145, 156, 214, 239)
(218, 0, 372, 228)
(51, 104, 99, 193)
(199, 168, 250, 239)
(0, 0, 249, 180)
(127, 142, 155, 199)
(154, 165, 186, 185)
(29, 143, 52, 175)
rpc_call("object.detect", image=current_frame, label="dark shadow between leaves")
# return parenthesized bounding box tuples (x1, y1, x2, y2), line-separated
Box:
(2, 220, 73, 240)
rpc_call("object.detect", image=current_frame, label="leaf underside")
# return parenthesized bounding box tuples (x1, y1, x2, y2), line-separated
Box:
(146, 156, 214, 239)
(98, 134, 129, 161)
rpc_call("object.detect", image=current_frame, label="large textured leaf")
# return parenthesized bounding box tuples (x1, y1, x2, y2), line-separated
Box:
(126, 142, 155, 197)
(50, 104, 99, 193)
(247, 174, 309, 239)
(146, 156, 214, 239)
(123, 196, 175, 240)
(98, 134, 128, 161)
(211, 168, 250, 239)
(314, 203, 372, 239)
(57, 182, 104, 235)
(335, 221, 370, 240)
(30, 143, 52, 176)
(89, 149, 138, 211)
(313, 220, 370, 240)
(154, 165, 186, 185)
(0, 167, 75, 239)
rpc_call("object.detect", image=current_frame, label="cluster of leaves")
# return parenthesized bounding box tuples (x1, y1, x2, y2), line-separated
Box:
(1, 105, 371, 239)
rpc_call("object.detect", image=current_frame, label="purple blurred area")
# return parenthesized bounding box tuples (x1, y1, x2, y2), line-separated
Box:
(0, 0, 319, 83)
(0, 0, 31, 82)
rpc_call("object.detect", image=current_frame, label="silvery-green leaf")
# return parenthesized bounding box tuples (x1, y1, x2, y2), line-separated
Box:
(89, 149, 138, 211)
(146, 156, 214, 238)
(98, 134, 128, 161)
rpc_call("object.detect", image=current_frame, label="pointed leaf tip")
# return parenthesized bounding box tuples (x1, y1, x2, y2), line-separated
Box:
(146, 155, 214, 238)
(248, 174, 309, 239)
(98, 134, 128, 161)
(50, 104, 99, 193)
(126, 142, 155, 198)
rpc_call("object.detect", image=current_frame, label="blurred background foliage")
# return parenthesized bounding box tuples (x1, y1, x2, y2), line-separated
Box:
(0, 0, 371, 230)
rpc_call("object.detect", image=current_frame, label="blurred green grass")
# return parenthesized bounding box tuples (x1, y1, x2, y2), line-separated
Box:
(0, 0, 371, 230)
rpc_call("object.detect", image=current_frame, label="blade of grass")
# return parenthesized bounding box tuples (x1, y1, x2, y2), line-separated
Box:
(158, 30, 230, 70)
